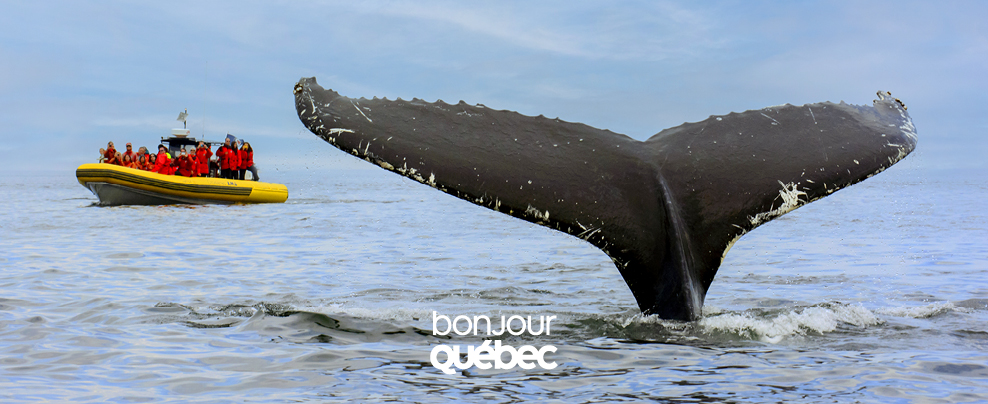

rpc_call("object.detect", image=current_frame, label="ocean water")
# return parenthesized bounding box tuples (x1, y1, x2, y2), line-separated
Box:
(1, 162, 986, 403)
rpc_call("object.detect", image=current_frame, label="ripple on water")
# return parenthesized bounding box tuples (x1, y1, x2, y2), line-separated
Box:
(1, 169, 986, 402)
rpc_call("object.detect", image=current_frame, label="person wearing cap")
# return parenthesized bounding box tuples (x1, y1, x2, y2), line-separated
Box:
(122, 143, 136, 162)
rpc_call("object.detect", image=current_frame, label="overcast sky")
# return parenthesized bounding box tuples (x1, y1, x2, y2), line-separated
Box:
(2, 1, 985, 174)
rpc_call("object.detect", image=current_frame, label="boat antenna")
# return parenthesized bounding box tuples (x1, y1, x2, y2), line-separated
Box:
(176, 109, 188, 129)
(202, 63, 207, 140)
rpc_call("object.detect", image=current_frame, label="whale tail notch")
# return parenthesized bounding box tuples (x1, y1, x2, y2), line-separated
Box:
(295, 78, 917, 320)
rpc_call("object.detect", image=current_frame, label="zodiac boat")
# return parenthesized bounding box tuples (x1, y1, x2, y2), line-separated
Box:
(78, 112, 288, 206)
(76, 163, 289, 206)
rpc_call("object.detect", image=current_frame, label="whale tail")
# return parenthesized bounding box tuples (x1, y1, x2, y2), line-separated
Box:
(295, 78, 917, 320)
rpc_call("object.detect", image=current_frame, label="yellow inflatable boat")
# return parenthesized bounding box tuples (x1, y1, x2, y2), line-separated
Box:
(76, 163, 289, 206)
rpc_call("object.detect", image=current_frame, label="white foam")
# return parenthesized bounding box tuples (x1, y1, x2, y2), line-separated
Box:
(617, 312, 691, 331)
(699, 303, 880, 343)
(701, 305, 726, 316)
(303, 304, 435, 322)
(875, 302, 956, 318)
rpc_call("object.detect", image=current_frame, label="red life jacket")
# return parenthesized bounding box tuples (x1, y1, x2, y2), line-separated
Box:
(189, 154, 199, 176)
(228, 146, 240, 170)
(242, 150, 253, 169)
(177, 155, 196, 177)
(152, 152, 172, 174)
(196, 147, 212, 174)
(237, 149, 248, 170)
(216, 146, 231, 170)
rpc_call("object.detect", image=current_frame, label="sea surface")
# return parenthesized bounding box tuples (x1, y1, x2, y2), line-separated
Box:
(1, 162, 986, 403)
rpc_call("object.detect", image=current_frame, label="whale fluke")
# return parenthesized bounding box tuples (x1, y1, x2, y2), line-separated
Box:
(294, 78, 917, 320)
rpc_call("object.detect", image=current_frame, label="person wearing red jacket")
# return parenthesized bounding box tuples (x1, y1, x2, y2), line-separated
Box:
(104, 152, 122, 166)
(195, 141, 213, 177)
(216, 137, 237, 179)
(228, 141, 241, 179)
(152, 145, 173, 174)
(240, 142, 258, 181)
(100, 141, 117, 162)
(188, 148, 199, 177)
(178, 149, 198, 177)
(169, 152, 181, 175)
(135, 146, 149, 163)
(122, 143, 136, 162)
(236, 142, 248, 180)
(121, 154, 137, 169)
(215, 139, 228, 177)
(247, 151, 259, 181)
(136, 154, 150, 171)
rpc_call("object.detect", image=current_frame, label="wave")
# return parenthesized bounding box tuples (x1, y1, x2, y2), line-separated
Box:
(875, 301, 957, 318)
(299, 303, 435, 322)
(621, 301, 967, 343)
(159, 299, 972, 346)
(613, 303, 879, 343)
(697, 303, 880, 343)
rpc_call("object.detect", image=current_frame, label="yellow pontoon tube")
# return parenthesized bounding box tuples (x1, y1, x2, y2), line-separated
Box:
(76, 163, 289, 206)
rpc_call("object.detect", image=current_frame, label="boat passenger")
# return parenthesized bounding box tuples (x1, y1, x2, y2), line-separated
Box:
(152, 144, 173, 174)
(136, 154, 150, 171)
(122, 154, 137, 169)
(236, 141, 246, 180)
(240, 142, 257, 181)
(168, 161, 178, 175)
(102, 141, 117, 162)
(169, 152, 181, 175)
(216, 138, 232, 179)
(184, 147, 198, 177)
(196, 141, 212, 177)
(136, 146, 149, 159)
(133, 146, 146, 165)
(229, 140, 241, 179)
(104, 151, 122, 166)
(217, 139, 240, 179)
(177, 148, 197, 177)
(174, 149, 186, 175)
(122, 143, 136, 162)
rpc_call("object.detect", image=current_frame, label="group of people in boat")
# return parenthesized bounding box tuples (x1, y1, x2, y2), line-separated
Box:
(98, 137, 259, 181)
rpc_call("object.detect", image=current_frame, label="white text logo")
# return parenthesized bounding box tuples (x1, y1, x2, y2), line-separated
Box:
(430, 311, 558, 374)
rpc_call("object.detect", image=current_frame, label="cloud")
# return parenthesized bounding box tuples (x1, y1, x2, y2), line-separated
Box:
(358, 1, 728, 61)
(1, 1, 986, 174)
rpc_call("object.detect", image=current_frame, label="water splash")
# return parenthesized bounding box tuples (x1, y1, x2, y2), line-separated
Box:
(698, 303, 880, 343)
(875, 301, 956, 318)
